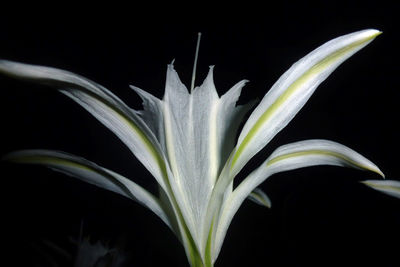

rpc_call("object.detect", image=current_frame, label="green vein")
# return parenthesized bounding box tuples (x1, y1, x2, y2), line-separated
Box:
(231, 33, 380, 170)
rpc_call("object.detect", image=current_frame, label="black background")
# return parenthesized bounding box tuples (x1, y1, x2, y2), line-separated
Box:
(1, 2, 399, 266)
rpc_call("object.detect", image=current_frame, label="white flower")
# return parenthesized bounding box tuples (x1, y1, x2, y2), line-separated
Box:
(0, 29, 383, 266)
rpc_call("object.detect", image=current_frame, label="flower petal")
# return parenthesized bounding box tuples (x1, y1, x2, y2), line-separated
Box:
(248, 188, 271, 208)
(159, 65, 254, 259)
(2, 149, 173, 229)
(0, 60, 170, 191)
(130, 85, 167, 153)
(0, 60, 206, 263)
(213, 139, 383, 261)
(218, 80, 255, 172)
(230, 29, 381, 177)
(362, 180, 400, 199)
(263, 140, 384, 176)
(162, 65, 218, 249)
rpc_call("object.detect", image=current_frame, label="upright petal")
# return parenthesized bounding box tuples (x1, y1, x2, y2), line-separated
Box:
(162, 65, 219, 250)
(163, 65, 252, 256)
(218, 79, 254, 171)
(230, 29, 381, 177)
(130, 85, 167, 153)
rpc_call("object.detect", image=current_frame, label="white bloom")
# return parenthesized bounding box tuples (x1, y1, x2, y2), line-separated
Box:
(0, 29, 383, 266)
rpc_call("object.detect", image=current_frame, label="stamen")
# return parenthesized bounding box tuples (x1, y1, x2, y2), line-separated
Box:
(190, 32, 202, 92)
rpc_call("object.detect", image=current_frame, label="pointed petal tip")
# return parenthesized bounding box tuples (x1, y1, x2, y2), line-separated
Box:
(359, 29, 382, 40)
(128, 84, 139, 91)
(129, 84, 146, 95)
(207, 65, 215, 76)
(369, 29, 382, 36)
(248, 188, 272, 208)
(371, 166, 385, 178)
(358, 29, 382, 42)
(236, 79, 250, 95)
(207, 65, 215, 77)
(129, 84, 146, 99)
(360, 180, 373, 186)
(167, 59, 176, 70)
(361, 179, 400, 191)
